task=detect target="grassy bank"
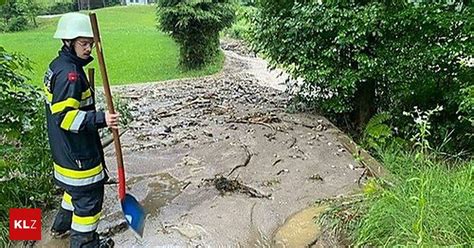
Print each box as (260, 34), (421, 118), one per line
(0, 5), (224, 86)
(320, 146), (473, 246)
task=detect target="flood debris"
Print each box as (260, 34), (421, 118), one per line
(227, 144), (252, 176)
(276, 169), (289, 175)
(309, 174), (323, 181)
(261, 178), (281, 187)
(99, 221), (128, 238)
(201, 175), (271, 199)
(272, 158), (283, 166)
(182, 181), (192, 190)
(38, 39), (367, 248)
(228, 112), (281, 135)
(357, 168), (368, 185)
(287, 137), (297, 148)
(282, 118), (329, 132)
(202, 130), (213, 137)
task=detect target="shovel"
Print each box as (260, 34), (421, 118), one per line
(89, 12), (145, 237)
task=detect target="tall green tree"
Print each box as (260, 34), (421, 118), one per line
(157, 0), (236, 69)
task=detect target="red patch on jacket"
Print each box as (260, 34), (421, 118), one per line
(68, 72), (78, 82)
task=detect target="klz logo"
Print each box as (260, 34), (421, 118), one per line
(9, 208), (41, 240)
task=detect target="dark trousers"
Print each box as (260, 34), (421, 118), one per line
(52, 185), (104, 248)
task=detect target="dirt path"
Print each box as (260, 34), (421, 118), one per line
(37, 40), (364, 247)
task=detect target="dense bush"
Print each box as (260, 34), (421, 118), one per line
(0, 47), (54, 245)
(251, 0), (473, 153)
(157, 0), (235, 69)
(39, 1), (76, 15)
(0, 0), (39, 32)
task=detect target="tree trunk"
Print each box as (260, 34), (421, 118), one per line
(352, 79), (376, 131)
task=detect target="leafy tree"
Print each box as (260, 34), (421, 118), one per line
(251, 0), (473, 152)
(157, 0), (236, 69)
(0, 0), (28, 32)
(0, 0), (40, 32)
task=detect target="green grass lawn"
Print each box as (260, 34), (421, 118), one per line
(0, 5), (224, 86)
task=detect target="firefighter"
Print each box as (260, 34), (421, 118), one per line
(44, 12), (118, 248)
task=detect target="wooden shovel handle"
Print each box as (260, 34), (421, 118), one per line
(90, 12), (126, 200)
(87, 68), (95, 99)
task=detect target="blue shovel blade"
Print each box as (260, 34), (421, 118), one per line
(121, 193), (146, 237)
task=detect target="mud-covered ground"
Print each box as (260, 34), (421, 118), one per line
(36, 40), (365, 247)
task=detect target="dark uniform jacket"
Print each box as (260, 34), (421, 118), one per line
(44, 46), (108, 192)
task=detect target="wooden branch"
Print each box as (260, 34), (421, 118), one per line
(227, 144), (252, 176)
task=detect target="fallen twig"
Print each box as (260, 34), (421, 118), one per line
(357, 168), (368, 186)
(182, 181), (192, 190)
(287, 137), (297, 148)
(272, 158), (283, 166)
(283, 119), (318, 129)
(227, 144), (252, 176)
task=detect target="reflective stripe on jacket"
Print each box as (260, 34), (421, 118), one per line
(44, 45), (108, 191)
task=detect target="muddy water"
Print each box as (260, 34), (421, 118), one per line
(272, 205), (327, 247)
(35, 173), (183, 248)
(142, 173), (184, 218)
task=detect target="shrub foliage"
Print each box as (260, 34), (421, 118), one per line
(251, 0), (473, 152)
(157, 0), (236, 69)
(0, 47), (54, 245)
(0, 0), (39, 32)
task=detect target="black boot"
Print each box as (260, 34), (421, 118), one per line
(51, 208), (72, 239)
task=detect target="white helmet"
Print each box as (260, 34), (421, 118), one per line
(54, 12), (93, 39)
